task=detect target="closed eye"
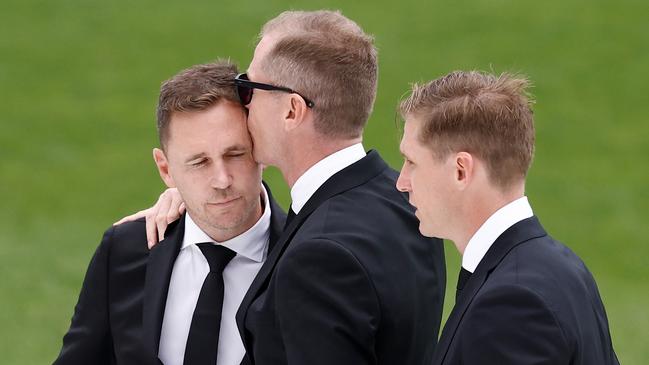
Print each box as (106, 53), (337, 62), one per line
(225, 149), (251, 159)
(188, 158), (208, 167)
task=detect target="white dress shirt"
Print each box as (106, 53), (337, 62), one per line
(158, 184), (271, 365)
(290, 143), (366, 213)
(462, 196), (534, 273)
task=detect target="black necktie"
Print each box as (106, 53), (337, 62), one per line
(456, 267), (472, 301)
(184, 243), (236, 365)
(284, 207), (297, 230)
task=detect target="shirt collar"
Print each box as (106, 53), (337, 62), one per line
(290, 143), (366, 213)
(181, 183), (271, 263)
(462, 196), (534, 273)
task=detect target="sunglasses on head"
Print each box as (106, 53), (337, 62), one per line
(234, 73), (315, 108)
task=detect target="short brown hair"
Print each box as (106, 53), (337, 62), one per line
(400, 71), (535, 189)
(156, 60), (240, 149)
(259, 10), (378, 139)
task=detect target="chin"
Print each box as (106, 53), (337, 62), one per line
(208, 214), (245, 232)
(418, 222), (437, 239)
(210, 203), (256, 230)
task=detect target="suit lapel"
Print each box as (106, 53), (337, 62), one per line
(142, 217), (185, 356)
(235, 182), (286, 353)
(264, 181), (287, 254)
(433, 216), (547, 364)
(236, 150), (388, 353)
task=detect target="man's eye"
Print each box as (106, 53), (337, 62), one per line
(227, 152), (246, 158)
(191, 160), (207, 167)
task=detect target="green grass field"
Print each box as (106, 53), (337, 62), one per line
(1, 0), (647, 363)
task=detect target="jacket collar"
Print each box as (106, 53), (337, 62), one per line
(432, 216), (547, 364)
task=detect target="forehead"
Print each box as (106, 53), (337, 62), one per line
(248, 34), (277, 79)
(167, 101), (250, 152)
(400, 117), (423, 151)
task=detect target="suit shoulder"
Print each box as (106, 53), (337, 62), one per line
(489, 235), (604, 324)
(312, 174), (414, 224)
(107, 217), (147, 238)
(98, 218), (149, 258)
(500, 235), (593, 287)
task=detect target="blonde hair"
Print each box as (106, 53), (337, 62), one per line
(400, 71), (535, 189)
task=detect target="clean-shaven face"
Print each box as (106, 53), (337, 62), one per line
(163, 101), (262, 240)
(396, 117), (456, 238)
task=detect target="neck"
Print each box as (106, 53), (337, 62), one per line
(279, 136), (362, 187)
(452, 185), (525, 255)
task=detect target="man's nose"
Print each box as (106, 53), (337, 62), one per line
(396, 170), (410, 193)
(210, 164), (232, 190)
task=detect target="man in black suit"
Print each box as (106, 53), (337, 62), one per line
(135, 10), (446, 365)
(54, 61), (286, 365)
(396, 70), (619, 364)
(233, 10), (447, 364)
(233, 9), (447, 365)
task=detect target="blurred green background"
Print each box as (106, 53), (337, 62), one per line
(1, 0), (647, 363)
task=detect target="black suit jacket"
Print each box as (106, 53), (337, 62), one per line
(54, 187), (286, 365)
(236, 151), (446, 365)
(433, 216), (619, 365)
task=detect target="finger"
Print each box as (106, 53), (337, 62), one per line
(155, 194), (172, 243)
(167, 192), (184, 223)
(114, 214), (133, 226)
(178, 202), (186, 215)
(156, 218), (166, 243)
(113, 210), (144, 226)
(145, 207), (159, 249)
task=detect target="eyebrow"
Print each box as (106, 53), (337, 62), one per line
(223, 144), (250, 153)
(184, 153), (207, 164)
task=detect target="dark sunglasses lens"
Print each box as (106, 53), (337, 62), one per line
(236, 85), (252, 105)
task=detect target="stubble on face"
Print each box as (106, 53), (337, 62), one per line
(196, 186), (261, 234)
(167, 103), (263, 242)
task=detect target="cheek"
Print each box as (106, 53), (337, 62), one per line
(246, 117), (264, 142)
(180, 172), (210, 195)
(248, 100), (266, 123)
(413, 172), (437, 210)
(233, 162), (262, 186)
(409, 171), (423, 200)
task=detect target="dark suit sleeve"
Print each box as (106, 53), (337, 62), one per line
(459, 284), (571, 364)
(274, 238), (380, 365)
(53, 227), (115, 364)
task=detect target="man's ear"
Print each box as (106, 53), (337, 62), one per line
(153, 148), (176, 188)
(284, 94), (309, 132)
(454, 152), (475, 190)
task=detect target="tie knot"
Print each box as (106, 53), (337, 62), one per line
(197, 243), (236, 273)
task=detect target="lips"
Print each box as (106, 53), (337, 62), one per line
(208, 196), (241, 206)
